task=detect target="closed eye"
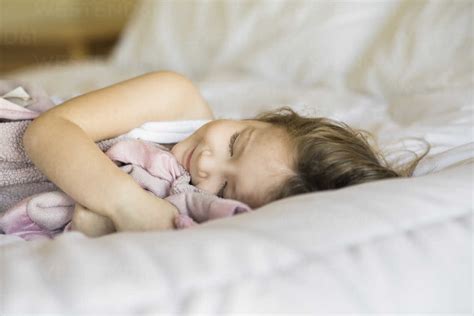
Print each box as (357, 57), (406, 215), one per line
(229, 132), (239, 156)
(218, 132), (240, 198)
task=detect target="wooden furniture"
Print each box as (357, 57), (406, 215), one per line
(0, 0), (136, 73)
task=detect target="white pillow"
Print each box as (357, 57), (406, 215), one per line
(346, 0), (473, 97)
(110, 0), (396, 87)
(111, 0), (471, 97)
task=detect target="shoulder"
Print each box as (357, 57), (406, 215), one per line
(148, 71), (214, 121)
(27, 71), (214, 142)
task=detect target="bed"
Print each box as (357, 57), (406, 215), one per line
(1, 0), (472, 313)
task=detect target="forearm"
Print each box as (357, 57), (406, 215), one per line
(22, 72), (201, 231)
(23, 115), (137, 218)
(23, 115), (179, 231)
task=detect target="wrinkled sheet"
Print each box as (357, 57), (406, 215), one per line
(1, 0), (472, 313)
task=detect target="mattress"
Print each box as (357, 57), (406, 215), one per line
(1, 0), (472, 313)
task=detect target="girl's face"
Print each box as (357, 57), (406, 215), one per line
(171, 119), (293, 208)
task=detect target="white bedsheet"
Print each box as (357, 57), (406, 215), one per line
(1, 0), (472, 313)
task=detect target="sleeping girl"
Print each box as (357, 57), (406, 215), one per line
(19, 71), (425, 237)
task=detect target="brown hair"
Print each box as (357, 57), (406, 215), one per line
(254, 106), (430, 202)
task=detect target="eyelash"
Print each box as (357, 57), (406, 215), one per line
(218, 132), (239, 198)
(229, 132), (239, 156)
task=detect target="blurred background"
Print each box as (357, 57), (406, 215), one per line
(0, 0), (136, 74)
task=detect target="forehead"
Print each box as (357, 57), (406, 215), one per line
(233, 124), (293, 207)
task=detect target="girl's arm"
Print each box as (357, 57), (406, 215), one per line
(23, 71), (213, 231)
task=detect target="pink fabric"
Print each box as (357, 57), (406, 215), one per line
(0, 80), (69, 212)
(0, 192), (74, 241)
(0, 139), (251, 241)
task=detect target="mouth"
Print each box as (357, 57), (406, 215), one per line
(184, 146), (196, 171)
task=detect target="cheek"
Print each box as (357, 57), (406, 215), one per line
(195, 177), (222, 194)
(170, 141), (183, 157)
(171, 134), (197, 158)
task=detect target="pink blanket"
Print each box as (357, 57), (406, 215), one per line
(0, 81), (251, 240)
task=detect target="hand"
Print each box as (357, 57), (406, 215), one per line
(71, 203), (116, 237)
(110, 190), (179, 232)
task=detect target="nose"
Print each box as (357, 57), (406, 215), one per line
(197, 149), (235, 180)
